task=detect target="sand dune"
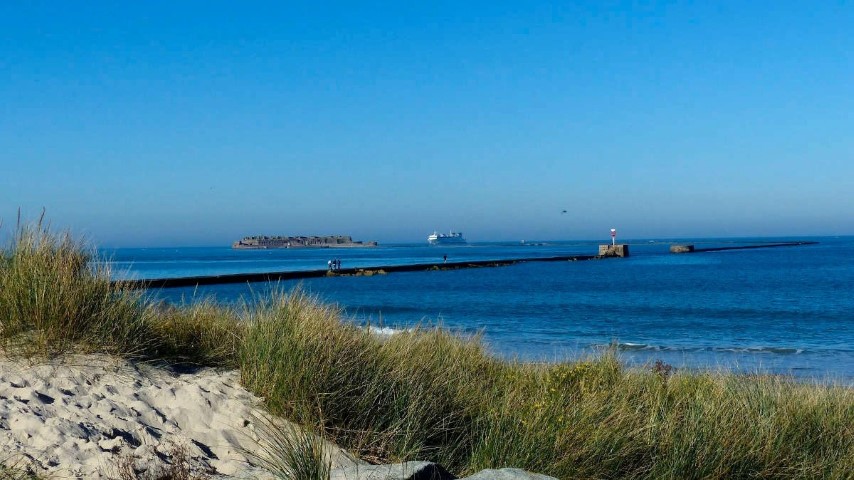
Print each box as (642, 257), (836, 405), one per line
(0, 355), (358, 478)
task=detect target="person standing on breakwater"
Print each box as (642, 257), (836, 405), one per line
(336, 258), (342, 270)
(443, 254), (447, 263)
(328, 259), (333, 271)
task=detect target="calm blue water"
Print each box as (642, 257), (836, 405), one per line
(105, 238), (854, 380)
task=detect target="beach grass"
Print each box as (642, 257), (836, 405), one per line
(0, 221), (153, 358)
(146, 299), (243, 368)
(0, 220), (242, 365)
(249, 413), (332, 480)
(1, 224), (852, 479)
(238, 295), (853, 478)
(238, 288), (502, 470)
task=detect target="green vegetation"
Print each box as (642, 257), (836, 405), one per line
(0, 220), (243, 364)
(1, 224), (852, 479)
(0, 221), (151, 357)
(240, 302), (853, 478)
(250, 413), (331, 480)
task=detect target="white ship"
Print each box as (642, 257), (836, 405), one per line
(427, 231), (467, 245)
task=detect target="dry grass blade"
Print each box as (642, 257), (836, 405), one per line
(247, 412), (331, 480)
(112, 442), (211, 480)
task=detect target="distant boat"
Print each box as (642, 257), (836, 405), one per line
(428, 231), (467, 245)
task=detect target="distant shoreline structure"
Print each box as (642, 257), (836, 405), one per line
(232, 235), (377, 249)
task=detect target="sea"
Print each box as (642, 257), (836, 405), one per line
(105, 237), (854, 381)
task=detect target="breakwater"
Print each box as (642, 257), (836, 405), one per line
(671, 241), (818, 253)
(116, 254), (597, 289)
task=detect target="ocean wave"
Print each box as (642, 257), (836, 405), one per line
(609, 343), (806, 355)
(615, 342), (656, 351)
(719, 346), (805, 355)
(364, 326), (409, 336)
(344, 305), (424, 314)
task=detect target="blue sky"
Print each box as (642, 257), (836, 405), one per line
(2, 1), (852, 246)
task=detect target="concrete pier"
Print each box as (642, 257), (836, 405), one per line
(598, 244), (630, 257)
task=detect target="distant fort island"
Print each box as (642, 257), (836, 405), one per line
(232, 235), (378, 249)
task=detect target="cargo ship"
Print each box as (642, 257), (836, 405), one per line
(232, 235), (377, 249)
(427, 231), (467, 245)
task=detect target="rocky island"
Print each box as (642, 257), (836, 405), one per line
(232, 235), (377, 249)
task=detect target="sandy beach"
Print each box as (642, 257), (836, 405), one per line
(0, 355), (358, 478)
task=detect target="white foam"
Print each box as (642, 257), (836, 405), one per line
(366, 326), (407, 336)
